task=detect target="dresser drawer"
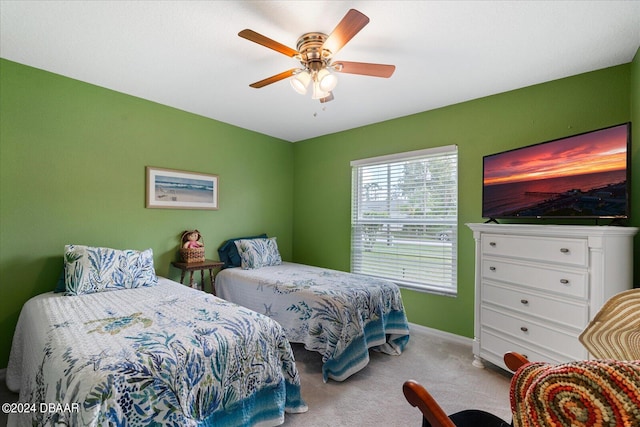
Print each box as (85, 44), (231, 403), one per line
(481, 306), (585, 359)
(479, 330), (585, 368)
(482, 282), (588, 329)
(482, 234), (588, 267)
(482, 258), (588, 299)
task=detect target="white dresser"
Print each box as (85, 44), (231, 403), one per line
(466, 223), (637, 371)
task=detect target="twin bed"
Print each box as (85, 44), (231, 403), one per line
(216, 236), (411, 382)
(7, 245), (307, 427)
(7, 238), (410, 426)
(216, 262), (410, 382)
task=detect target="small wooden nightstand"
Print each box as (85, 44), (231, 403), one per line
(171, 259), (225, 295)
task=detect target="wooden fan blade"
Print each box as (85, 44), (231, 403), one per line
(249, 68), (298, 88)
(333, 61), (395, 78)
(322, 9), (369, 55)
(238, 29), (299, 58)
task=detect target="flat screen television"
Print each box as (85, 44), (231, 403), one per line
(482, 123), (631, 221)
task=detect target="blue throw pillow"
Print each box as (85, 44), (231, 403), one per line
(218, 234), (267, 268)
(54, 270), (66, 293)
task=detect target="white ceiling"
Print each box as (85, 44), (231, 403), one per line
(1, 1), (639, 142)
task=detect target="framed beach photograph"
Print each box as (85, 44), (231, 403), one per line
(146, 167), (218, 210)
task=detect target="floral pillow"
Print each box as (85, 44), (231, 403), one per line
(64, 245), (158, 296)
(217, 233), (267, 268)
(234, 237), (282, 270)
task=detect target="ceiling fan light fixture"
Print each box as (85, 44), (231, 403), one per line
(290, 70), (311, 94)
(317, 68), (338, 92)
(320, 92), (334, 103)
(311, 80), (330, 100)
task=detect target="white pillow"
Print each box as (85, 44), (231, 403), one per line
(64, 245), (158, 295)
(234, 237), (282, 270)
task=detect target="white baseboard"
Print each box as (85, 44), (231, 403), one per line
(408, 322), (473, 347)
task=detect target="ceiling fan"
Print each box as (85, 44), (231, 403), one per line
(239, 9), (395, 103)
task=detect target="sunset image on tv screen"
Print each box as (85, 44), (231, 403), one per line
(482, 124), (629, 219)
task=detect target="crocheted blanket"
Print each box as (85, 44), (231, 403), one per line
(510, 359), (640, 427)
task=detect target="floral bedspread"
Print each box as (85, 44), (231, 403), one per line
(216, 262), (410, 382)
(6, 278), (307, 427)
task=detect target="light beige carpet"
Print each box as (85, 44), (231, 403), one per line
(282, 325), (513, 426)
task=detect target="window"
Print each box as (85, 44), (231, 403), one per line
(350, 145), (458, 295)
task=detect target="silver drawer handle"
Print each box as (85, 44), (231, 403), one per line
(520, 299), (529, 305)
(560, 279), (569, 284)
(560, 248), (570, 253)
(520, 326), (528, 332)
(489, 242), (497, 247)
(489, 266), (496, 271)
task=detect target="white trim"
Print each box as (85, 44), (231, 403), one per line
(350, 144), (457, 167)
(408, 322), (473, 347)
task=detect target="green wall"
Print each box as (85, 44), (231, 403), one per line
(292, 62), (637, 338)
(0, 59), (294, 368)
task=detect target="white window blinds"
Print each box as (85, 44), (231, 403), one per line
(350, 145), (458, 295)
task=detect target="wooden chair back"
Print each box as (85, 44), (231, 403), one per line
(402, 379), (456, 427)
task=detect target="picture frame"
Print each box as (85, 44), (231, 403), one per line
(146, 167), (218, 210)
